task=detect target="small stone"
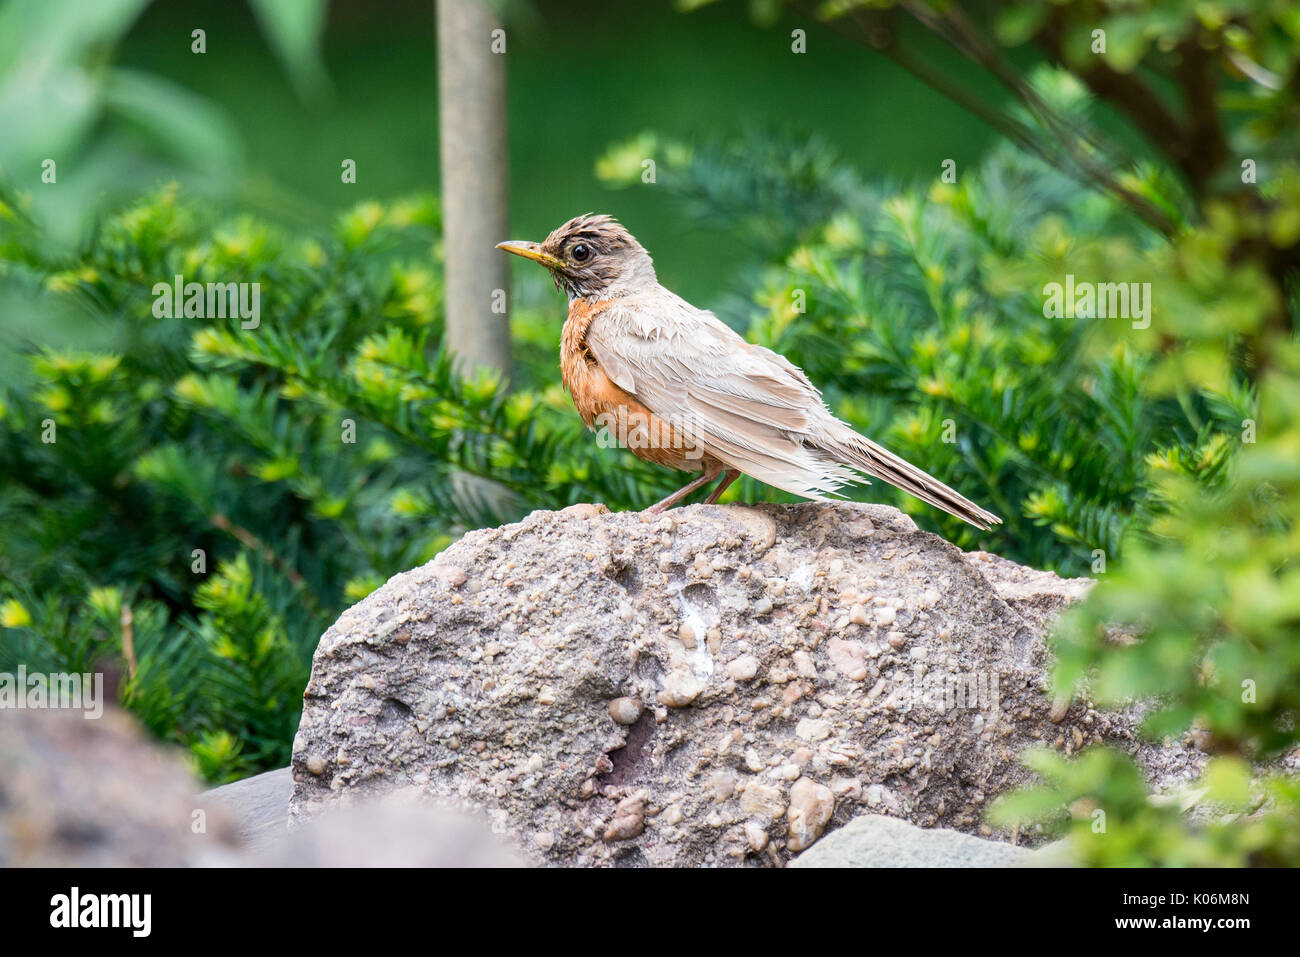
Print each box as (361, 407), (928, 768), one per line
(787, 778), (834, 852)
(875, 606), (897, 627)
(753, 597), (773, 616)
(305, 754), (326, 775)
(744, 821), (769, 852)
(603, 790), (648, 842)
(795, 718), (831, 742)
(537, 686), (557, 705)
(657, 670), (703, 708)
(792, 650), (818, 679)
(608, 697), (643, 725)
(706, 628), (723, 652)
(827, 637), (868, 681)
(739, 782), (786, 820)
(726, 654), (759, 682)
(432, 564), (467, 588)
(830, 775), (861, 798)
(710, 771), (737, 801)
(678, 622), (696, 647)
(848, 603), (869, 626)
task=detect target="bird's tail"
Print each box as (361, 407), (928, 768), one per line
(817, 421), (1002, 531)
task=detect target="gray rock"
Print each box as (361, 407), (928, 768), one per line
(262, 790), (525, 867)
(288, 502), (1193, 867)
(0, 708), (521, 867)
(0, 707), (244, 867)
(200, 767), (294, 853)
(788, 813), (1033, 867)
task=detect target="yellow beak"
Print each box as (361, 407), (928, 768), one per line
(495, 240), (563, 269)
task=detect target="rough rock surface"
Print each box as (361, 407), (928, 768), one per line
(288, 502), (1197, 866)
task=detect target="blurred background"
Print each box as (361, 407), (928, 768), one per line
(3, 0), (1007, 297)
(1, 0), (1298, 865)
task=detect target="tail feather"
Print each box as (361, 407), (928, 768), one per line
(817, 423), (1002, 531)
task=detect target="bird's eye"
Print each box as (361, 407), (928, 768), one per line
(571, 243), (592, 263)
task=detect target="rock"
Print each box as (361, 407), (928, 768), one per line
(261, 790), (525, 867)
(608, 696), (643, 725)
(739, 782), (787, 820)
(603, 790), (648, 842)
(0, 706), (521, 867)
(789, 813), (1036, 868)
(0, 708), (244, 867)
(726, 654), (759, 681)
(199, 767), (294, 853)
(288, 502), (1197, 867)
(786, 778), (835, 851)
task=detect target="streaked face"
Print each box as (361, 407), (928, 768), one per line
(497, 215), (655, 300)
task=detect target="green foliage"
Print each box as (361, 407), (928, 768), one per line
(0, 185), (675, 781)
(0, 0), (329, 242)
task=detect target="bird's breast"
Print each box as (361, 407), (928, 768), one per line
(560, 298), (707, 472)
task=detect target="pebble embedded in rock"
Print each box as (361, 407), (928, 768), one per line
(795, 718), (830, 742)
(432, 564), (468, 588)
(656, 670), (703, 708)
(827, 637), (868, 681)
(787, 778), (834, 852)
(726, 654), (759, 682)
(604, 790), (648, 842)
(608, 697), (643, 725)
(739, 782), (786, 820)
(792, 650), (817, 679)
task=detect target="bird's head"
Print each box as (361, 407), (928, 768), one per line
(496, 214), (656, 300)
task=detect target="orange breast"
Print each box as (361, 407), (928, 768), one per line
(560, 299), (713, 473)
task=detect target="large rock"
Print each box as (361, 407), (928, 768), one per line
(287, 502), (1186, 866)
(0, 707), (245, 867)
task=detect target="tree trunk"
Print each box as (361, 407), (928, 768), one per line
(436, 0), (512, 382)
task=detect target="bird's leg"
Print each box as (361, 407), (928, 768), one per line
(646, 467), (722, 515)
(704, 469), (741, 504)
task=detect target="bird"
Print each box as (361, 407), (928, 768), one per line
(496, 214), (1001, 530)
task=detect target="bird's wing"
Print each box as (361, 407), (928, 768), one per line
(585, 290), (861, 498)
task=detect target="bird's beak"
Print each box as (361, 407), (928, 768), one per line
(495, 240), (563, 269)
